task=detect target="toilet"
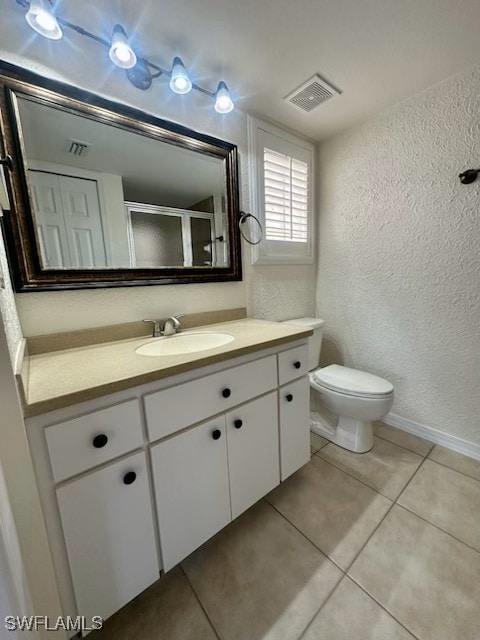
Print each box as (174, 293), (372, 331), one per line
(283, 318), (394, 453)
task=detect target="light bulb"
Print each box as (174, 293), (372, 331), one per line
(214, 81), (234, 114)
(169, 57), (192, 95)
(25, 0), (62, 40)
(109, 24), (137, 69)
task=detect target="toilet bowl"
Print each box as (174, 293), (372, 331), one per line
(283, 318), (394, 454)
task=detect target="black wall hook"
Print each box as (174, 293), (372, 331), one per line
(459, 169), (479, 184)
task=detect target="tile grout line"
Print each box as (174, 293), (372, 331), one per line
(263, 498), (346, 573)
(424, 455), (480, 484)
(343, 499), (396, 575)
(373, 431), (434, 457)
(334, 458), (435, 637)
(313, 451), (401, 501)
(393, 455), (429, 504)
(180, 565), (223, 640)
(394, 502), (480, 556)
(343, 455), (431, 575)
(295, 574), (345, 640)
(346, 574), (422, 640)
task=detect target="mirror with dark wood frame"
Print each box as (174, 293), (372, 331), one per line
(0, 62), (242, 291)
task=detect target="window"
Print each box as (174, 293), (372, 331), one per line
(248, 116), (314, 264)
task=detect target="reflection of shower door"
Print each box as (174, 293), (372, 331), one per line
(126, 202), (215, 268)
(191, 217), (214, 266)
(29, 171), (107, 268)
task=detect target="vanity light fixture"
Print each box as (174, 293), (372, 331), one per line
(25, 0), (62, 40)
(16, 0), (235, 113)
(169, 57), (192, 95)
(109, 24), (137, 69)
(214, 81), (234, 114)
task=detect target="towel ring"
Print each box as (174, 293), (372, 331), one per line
(239, 211), (263, 245)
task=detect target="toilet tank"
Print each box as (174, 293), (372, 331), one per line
(282, 317), (325, 371)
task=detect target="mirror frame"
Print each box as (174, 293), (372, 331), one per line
(0, 62), (242, 291)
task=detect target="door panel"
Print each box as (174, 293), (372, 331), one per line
(151, 417), (231, 571)
(29, 171), (70, 267)
(57, 452), (159, 623)
(59, 175), (107, 267)
(279, 377), (310, 480)
(226, 392), (280, 519)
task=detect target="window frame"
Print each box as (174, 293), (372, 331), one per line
(247, 116), (315, 265)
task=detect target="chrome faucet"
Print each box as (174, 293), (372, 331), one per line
(143, 319), (162, 338)
(162, 315), (184, 336)
(143, 315), (184, 338)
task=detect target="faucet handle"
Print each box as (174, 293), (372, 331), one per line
(172, 314), (185, 330)
(143, 319), (162, 337)
(170, 315), (183, 331)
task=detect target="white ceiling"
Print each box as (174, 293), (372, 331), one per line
(18, 97), (225, 208)
(2, 0), (480, 141)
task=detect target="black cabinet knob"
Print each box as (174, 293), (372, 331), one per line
(294, 361), (301, 369)
(222, 388), (231, 398)
(234, 419), (243, 429)
(212, 429), (222, 440)
(286, 394), (294, 402)
(92, 434), (108, 448)
(123, 471), (137, 485)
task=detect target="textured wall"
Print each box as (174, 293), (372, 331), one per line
(317, 64), (480, 446)
(0, 42), (315, 335)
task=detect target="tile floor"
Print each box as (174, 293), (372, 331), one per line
(96, 423), (480, 640)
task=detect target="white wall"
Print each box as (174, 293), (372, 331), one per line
(0, 319), (65, 639)
(317, 64), (480, 447)
(0, 43), (315, 336)
(0, 217), (23, 361)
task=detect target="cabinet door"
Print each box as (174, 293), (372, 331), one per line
(226, 392), (280, 519)
(57, 452), (159, 623)
(279, 377), (310, 480)
(151, 417), (231, 572)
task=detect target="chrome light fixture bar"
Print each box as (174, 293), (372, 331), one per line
(16, 0), (235, 113)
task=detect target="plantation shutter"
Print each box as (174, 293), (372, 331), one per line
(263, 148), (309, 243)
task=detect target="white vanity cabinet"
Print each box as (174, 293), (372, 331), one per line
(225, 392), (279, 519)
(25, 338), (310, 634)
(278, 377), (310, 480)
(151, 417), (231, 572)
(152, 392), (280, 571)
(56, 452), (158, 624)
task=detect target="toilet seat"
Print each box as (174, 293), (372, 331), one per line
(311, 364), (394, 399)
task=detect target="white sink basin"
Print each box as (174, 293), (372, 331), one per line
(135, 331), (235, 357)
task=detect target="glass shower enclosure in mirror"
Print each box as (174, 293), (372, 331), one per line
(0, 62), (241, 290)
(17, 97), (228, 270)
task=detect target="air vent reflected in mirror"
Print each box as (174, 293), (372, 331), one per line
(65, 138), (92, 157)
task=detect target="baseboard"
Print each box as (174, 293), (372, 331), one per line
(384, 412), (480, 462)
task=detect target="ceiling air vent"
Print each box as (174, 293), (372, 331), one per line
(65, 138), (92, 157)
(284, 74), (340, 113)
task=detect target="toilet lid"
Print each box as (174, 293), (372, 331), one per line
(312, 365), (393, 398)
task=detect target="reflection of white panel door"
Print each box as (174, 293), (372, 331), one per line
(59, 175), (107, 268)
(29, 171), (107, 268)
(29, 171), (70, 268)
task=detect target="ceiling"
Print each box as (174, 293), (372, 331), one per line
(1, 0), (480, 141)
(18, 97), (225, 208)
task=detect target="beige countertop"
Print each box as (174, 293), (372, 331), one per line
(22, 318), (311, 417)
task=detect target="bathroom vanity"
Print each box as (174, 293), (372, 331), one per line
(21, 317), (312, 630)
